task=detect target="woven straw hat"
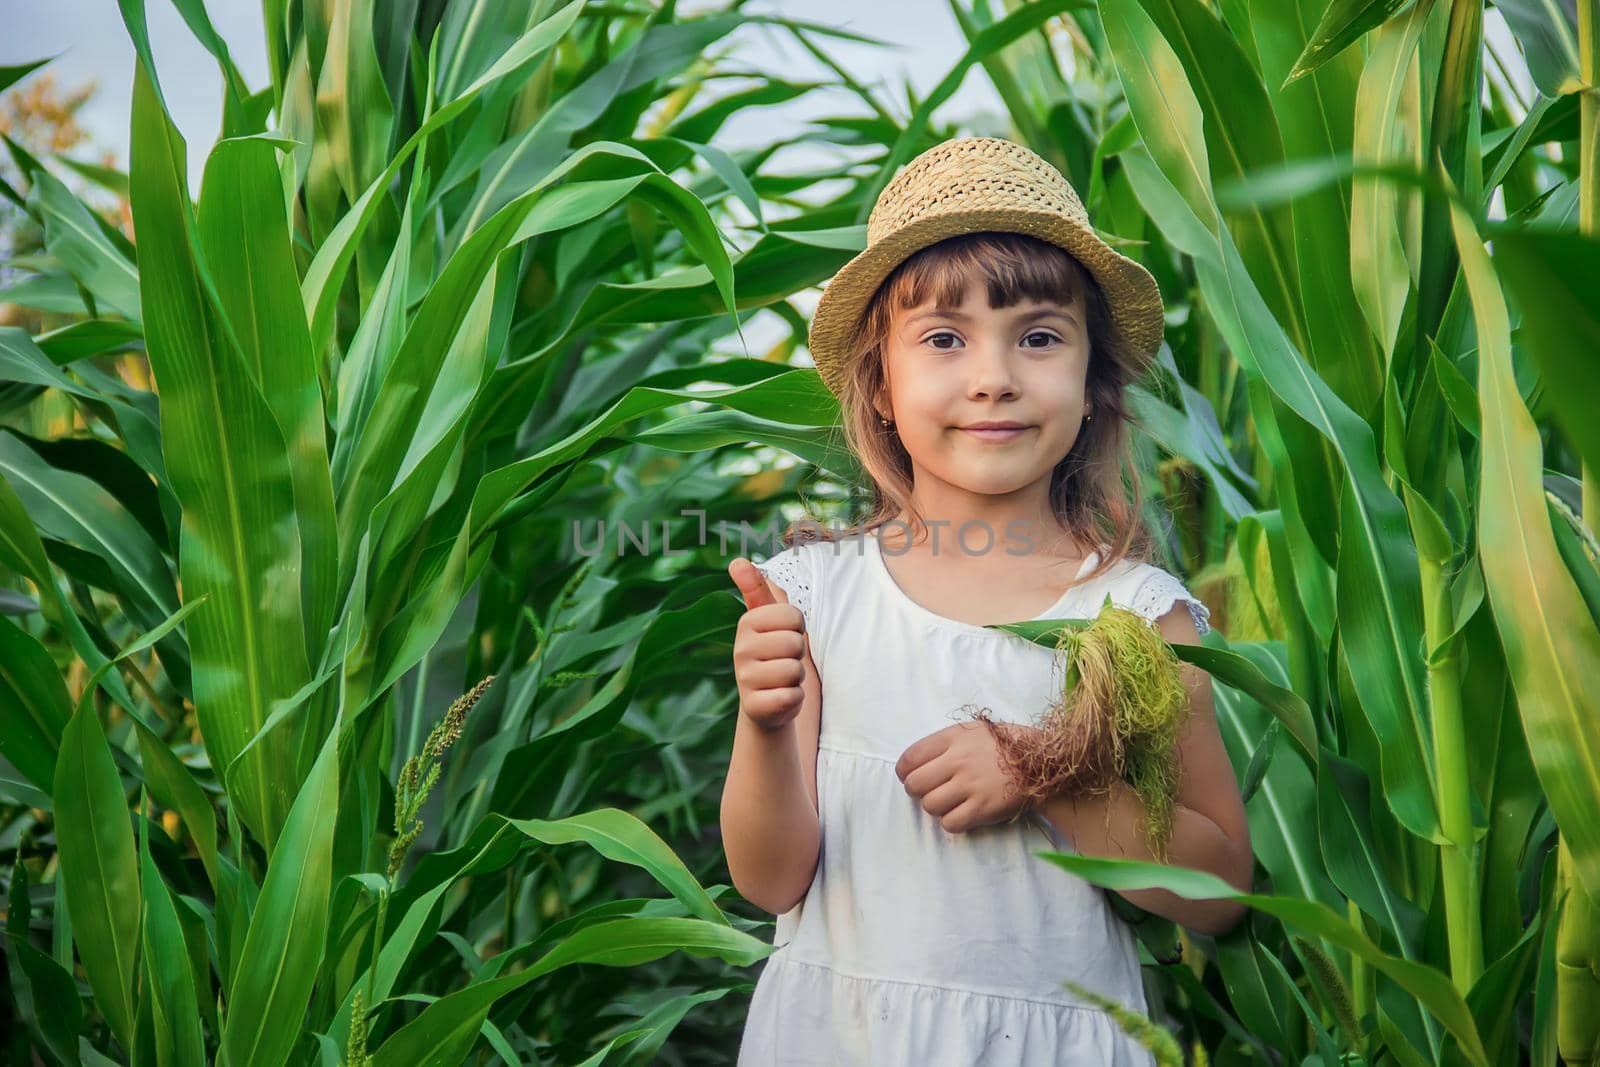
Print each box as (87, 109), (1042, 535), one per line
(806, 136), (1165, 398)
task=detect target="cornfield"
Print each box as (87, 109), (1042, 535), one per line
(0, 0), (1597, 1064)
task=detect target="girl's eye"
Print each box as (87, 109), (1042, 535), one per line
(923, 330), (1061, 350)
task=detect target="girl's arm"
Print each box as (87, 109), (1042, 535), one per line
(721, 686), (822, 914)
(721, 567), (824, 915)
(1036, 602), (1253, 937)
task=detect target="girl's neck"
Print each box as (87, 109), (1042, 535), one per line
(889, 477), (1071, 556)
(878, 510), (1086, 562)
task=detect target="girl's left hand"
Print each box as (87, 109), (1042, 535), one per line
(896, 722), (1033, 833)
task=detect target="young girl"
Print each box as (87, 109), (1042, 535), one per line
(722, 136), (1252, 1065)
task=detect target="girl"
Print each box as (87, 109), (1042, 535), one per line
(721, 136), (1252, 1065)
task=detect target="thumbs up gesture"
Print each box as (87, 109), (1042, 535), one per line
(729, 558), (810, 732)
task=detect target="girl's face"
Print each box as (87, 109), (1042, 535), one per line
(878, 276), (1091, 507)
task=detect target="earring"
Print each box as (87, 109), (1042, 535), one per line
(1084, 412), (1093, 422)
(880, 414), (894, 429)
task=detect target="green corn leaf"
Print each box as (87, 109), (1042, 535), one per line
(368, 917), (769, 1067)
(0, 473), (145, 718)
(1349, 0), (1432, 360)
(0, 614), (72, 791)
(128, 58), (311, 848)
(26, 168), (142, 322)
(1489, 228), (1600, 478)
(504, 808), (729, 926)
(137, 807), (206, 1067)
(1492, 0), (1584, 96)
(0, 432), (180, 638)
(1037, 853), (1490, 1066)
(220, 726), (340, 1067)
(53, 705), (141, 1053)
(1285, 0), (1417, 87)
(0, 56), (53, 93)
(6, 846), (85, 1065)
(195, 132), (339, 657)
(1449, 189), (1600, 901)
(129, 718), (219, 892)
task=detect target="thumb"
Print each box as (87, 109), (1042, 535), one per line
(729, 557), (786, 610)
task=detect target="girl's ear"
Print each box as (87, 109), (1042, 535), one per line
(871, 389), (892, 423)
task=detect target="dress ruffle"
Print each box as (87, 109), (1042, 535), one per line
(739, 954), (1158, 1066)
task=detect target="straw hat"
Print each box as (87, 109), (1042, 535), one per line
(806, 136), (1165, 398)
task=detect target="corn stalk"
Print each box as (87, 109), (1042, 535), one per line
(1557, 4), (1600, 1062)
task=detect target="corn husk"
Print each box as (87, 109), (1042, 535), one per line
(967, 595), (1191, 861)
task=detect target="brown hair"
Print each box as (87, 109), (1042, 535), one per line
(778, 231), (1156, 589)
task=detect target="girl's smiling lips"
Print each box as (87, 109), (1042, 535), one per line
(959, 420), (1033, 442)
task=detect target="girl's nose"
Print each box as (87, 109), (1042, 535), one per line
(968, 345), (1020, 401)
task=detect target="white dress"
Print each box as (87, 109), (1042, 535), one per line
(739, 528), (1212, 1066)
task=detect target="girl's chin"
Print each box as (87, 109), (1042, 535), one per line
(940, 470), (1048, 497)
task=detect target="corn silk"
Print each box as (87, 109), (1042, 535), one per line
(965, 596), (1191, 862)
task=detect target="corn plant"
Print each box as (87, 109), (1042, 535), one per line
(0, 0), (881, 1060)
(908, 1), (1600, 1064)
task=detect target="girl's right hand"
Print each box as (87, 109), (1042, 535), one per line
(729, 557), (809, 731)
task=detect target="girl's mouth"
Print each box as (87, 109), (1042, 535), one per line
(961, 426), (1031, 442)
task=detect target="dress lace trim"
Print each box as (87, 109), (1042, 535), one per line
(1130, 568), (1212, 636)
(755, 547), (813, 619)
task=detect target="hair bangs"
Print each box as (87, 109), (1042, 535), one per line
(882, 232), (1099, 319)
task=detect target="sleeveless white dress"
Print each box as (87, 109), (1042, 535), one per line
(738, 528), (1211, 1066)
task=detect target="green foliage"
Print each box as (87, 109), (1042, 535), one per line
(2, 0), (1599, 1063)
(2, 0), (813, 1060)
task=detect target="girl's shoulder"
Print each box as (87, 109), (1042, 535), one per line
(752, 532), (846, 617)
(751, 529), (863, 598)
(1099, 554), (1212, 637)
(752, 534), (859, 676)
(753, 539), (819, 616)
